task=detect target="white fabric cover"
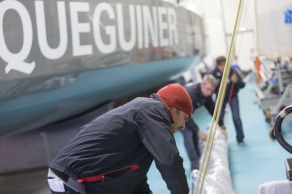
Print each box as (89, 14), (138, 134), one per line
(191, 127), (235, 194)
(259, 180), (292, 194)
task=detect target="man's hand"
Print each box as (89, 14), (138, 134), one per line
(231, 73), (238, 83)
(198, 131), (208, 141)
(221, 126), (228, 139)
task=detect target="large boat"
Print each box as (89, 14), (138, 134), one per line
(0, 0), (205, 136)
(0, 0), (205, 173)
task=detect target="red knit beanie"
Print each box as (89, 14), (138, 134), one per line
(157, 83), (193, 118)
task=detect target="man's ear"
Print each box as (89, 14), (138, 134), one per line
(169, 106), (175, 111)
(169, 107), (177, 123)
(170, 107), (179, 114)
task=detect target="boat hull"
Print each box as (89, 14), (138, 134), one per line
(0, 0), (205, 135)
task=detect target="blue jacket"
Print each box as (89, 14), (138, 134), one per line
(50, 95), (189, 194)
(184, 83), (223, 128)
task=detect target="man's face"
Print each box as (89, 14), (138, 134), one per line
(201, 82), (215, 97)
(217, 62), (225, 73)
(170, 108), (189, 133)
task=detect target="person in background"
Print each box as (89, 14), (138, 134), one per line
(182, 74), (224, 170)
(212, 56), (246, 145)
(47, 83), (192, 194)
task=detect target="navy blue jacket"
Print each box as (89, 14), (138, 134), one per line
(184, 83), (223, 128)
(50, 96), (189, 194)
(211, 68), (245, 101)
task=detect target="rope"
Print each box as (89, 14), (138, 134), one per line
(194, 1), (244, 194)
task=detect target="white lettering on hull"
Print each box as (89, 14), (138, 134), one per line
(0, 1), (179, 74)
(35, 1), (68, 60)
(0, 1), (35, 74)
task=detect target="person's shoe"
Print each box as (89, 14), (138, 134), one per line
(237, 140), (245, 146)
(191, 164), (199, 171)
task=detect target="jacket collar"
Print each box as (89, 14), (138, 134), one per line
(150, 93), (175, 124)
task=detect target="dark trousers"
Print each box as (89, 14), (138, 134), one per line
(49, 180), (152, 194)
(49, 167), (151, 194)
(221, 96), (244, 142)
(181, 119), (200, 170)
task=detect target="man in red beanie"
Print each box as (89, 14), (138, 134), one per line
(48, 83), (192, 194)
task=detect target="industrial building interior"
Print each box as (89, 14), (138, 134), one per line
(0, 0), (291, 194)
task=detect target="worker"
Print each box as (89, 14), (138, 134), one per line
(212, 56), (245, 145)
(181, 74), (224, 170)
(47, 83), (192, 194)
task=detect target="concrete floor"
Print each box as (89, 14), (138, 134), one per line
(0, 168), (50, 194)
